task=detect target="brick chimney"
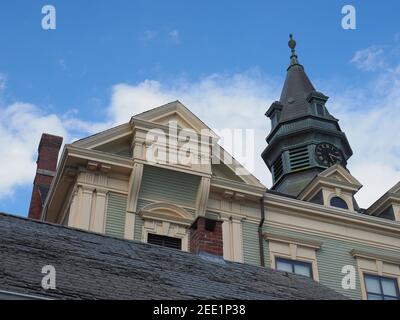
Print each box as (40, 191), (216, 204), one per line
(28, 133), (63, 220)
(190, 217), (223, 257)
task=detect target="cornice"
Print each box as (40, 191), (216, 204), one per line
(72, 123), (132, 149)
(211, 176), (266, 197)
(264, 192), (400, 235)
(299, 177), (361, 201)
(367, 193), (400, 216)
(350, 249), (400, 265)
(263, 232), (323, 249)
(67, 145), (134, 168)
(139, 210), (193, 226)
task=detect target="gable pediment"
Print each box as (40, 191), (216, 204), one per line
(298, 164), (362, 201)
(139, 202), (194, 226)
(367, 181), (400, 217)
(133, 100), (218, 138)
(318, 164), (362, 187)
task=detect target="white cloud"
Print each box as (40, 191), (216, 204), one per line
(168, 30), (179, 43)
(105, 66), (400, 208)
(0, 100), (100, 199)
(0, 103), (69, 198)
(59, 58), (67, 71)
(0, 71), (276, 200)
(351, 46), (386, 71)
(141, 30), (157, 42)
(326, 56), (400, 207)
(2, 55), (400, 209)
(106, 71), (277, 187)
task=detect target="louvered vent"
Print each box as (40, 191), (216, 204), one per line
(289, 146), (310, 171)
(272, 156), (283, 182)
(147, 234), (182, 250)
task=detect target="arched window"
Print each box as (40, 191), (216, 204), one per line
(330, 196), (348, 209)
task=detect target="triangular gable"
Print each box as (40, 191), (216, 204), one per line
(72, 123), (132, 149)
(298, 164), (362, 201)
(367, 181), (400, 216)
(318, 164), (362, 187)
(135, 101), (263, 187)
(69, 100), (264, 188)
(133, 100), (219, 139)
(93, 135), (132, 158)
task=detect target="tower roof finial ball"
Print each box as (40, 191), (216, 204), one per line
(288, 34), (296, 50)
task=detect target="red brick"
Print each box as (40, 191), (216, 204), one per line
(28, 133), (63, 220)
(190, 217), (223, 256)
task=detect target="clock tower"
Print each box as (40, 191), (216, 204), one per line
(262, 35), (353, 196)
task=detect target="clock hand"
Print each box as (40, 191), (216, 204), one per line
(329, 154), (341, 162)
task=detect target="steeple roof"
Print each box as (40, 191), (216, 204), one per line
(277, 35), (330, 123)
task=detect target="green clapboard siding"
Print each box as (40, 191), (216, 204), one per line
(105, 193), (127, 238)
(138, 165), (201, 207)
(137, 198), (153, 210)
(242, 221), (261, 266)
(262, 225), (400, 300)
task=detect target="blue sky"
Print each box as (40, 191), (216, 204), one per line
(1, 0), (400, 216)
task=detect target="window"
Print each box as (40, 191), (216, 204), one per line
(316, 103), (325, 116)
(276, 257), (313, 278)
(330, 196), (349, 209)
(364, 274), (400, 300)
(147, 234), (182, 250)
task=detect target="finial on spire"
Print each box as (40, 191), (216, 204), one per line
(288, 34), (299, 66)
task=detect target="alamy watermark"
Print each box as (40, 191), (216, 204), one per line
(342, 5), (356, 30)
(144, 121), (255, 175)
(41, 5), (56, 30)
(41, 265), (56, 290)
(341, 265), (356, 290)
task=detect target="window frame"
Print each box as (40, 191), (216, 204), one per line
(271, 112), (279, 128)
(315, 103), (325, 117)
(275, 257), (314, 279)
(330, 196), (349, 210)
(363, 273), (400, 300)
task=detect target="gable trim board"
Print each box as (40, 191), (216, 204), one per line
(72, 123), (133, 149)
(132, 100), (219, 139)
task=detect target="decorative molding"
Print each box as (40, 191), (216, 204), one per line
(350, 249), (400, 265)
(139, 202), (194, 226)
(211, 176), (266, 198)
(264, 193), (400, 235)
(72, 122), (132, 149)
(36, 168), (56, 177)
(127, 163), (144, 212)
(263, 232), (323, 249)
(196, 177), (210, 217)
(67, 145), (134, 169)
(298, 164), (362, 202)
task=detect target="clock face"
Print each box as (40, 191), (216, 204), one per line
(315, 143), (343, 167)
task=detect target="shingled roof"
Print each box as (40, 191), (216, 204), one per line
(0, 213), (345, 300)
(276, 35), (335, 123)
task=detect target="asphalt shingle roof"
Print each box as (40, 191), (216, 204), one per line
(0, 212), (345, 300)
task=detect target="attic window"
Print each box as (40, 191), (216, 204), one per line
(330, 196), (348, 210)
(147, 234), (182, 250)
(316, 103), (325, 116)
